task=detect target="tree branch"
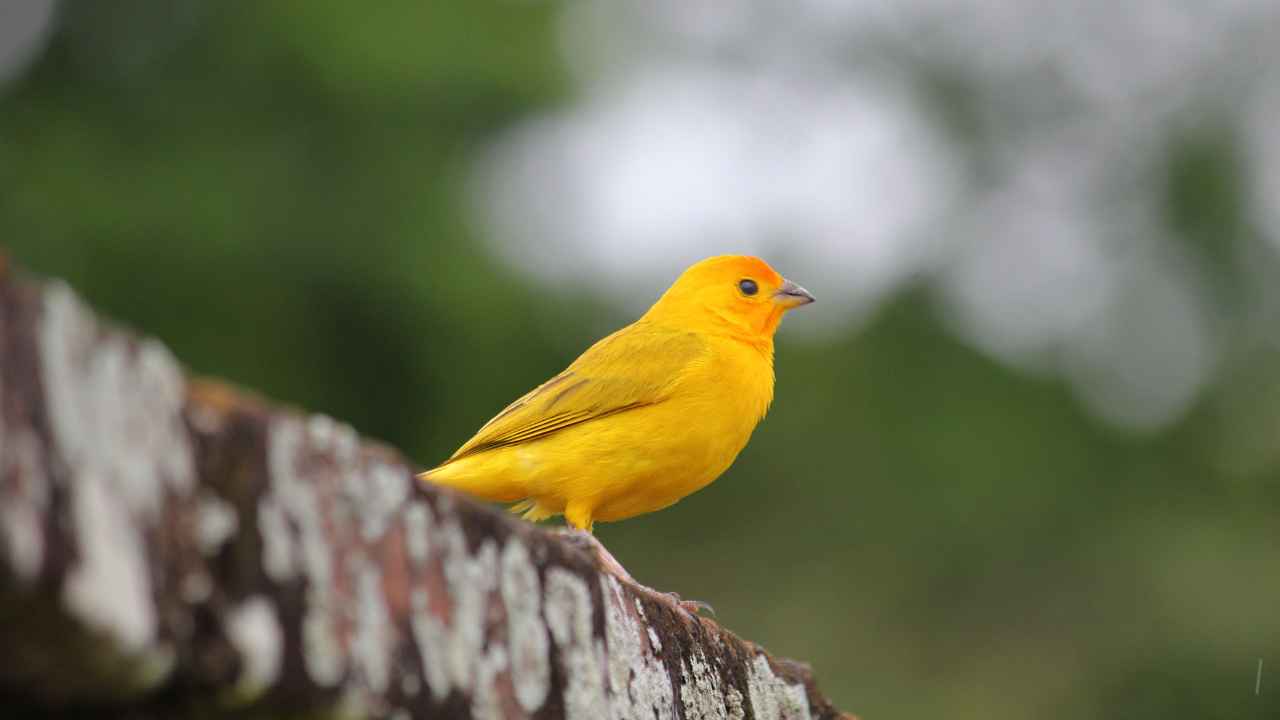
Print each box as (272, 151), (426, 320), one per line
(0, 254), (852, 719)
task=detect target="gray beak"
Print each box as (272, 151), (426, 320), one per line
(773, 278), (815, 307)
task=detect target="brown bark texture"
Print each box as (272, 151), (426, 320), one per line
(0, 254), (852, 720)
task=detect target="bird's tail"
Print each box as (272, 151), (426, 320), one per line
(417, 456), (524, 503)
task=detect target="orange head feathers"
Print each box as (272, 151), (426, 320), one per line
(642, 255), (815, 339)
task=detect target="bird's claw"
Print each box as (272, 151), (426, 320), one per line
(664, 592), (715, 617)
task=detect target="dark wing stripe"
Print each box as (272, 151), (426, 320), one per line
(544, 377), (590, 412)
(484, 372), (575, 427)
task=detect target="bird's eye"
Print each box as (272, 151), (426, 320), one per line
(738, 278), (758, 296)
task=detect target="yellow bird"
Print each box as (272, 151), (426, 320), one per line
(419, 255), (814, 536)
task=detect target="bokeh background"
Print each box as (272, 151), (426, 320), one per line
(3, 1), (1279, 717)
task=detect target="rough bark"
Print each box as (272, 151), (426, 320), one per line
(0, 253), (853, 720)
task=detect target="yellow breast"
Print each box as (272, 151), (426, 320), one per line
(585, 334), (774, 521)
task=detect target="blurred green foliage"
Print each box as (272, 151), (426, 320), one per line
(2, 3), (1276, 719)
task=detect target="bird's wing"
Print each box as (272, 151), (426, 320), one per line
(444, 324), (707, 462)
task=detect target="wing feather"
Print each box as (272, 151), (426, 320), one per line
(443, 324), (706, 463)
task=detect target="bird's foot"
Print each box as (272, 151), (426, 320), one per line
(559, 527), (637, 583)
(662, 592), (715, 617)
(558, 528), (713, 618)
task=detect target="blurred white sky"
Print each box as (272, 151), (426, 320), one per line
(475, 65), (957, 333)
(474, 0), (1280, 431)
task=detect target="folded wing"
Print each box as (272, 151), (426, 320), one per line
(442, 324), (707, 463)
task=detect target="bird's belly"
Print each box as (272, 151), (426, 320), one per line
(524, 399), (755, 523)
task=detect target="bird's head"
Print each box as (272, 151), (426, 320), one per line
(643, 255), (815, 339)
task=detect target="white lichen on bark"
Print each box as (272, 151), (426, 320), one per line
(351, 555), (394, 695)
(443, 526), (500, 698)
(38, 283), (193, 676)
(410, 586), (450, 700)
(63, 465), (157, 652)
(681, 649), (742, 720)
(403, 501), (432, 567)
(408, 512), (501, 703)
(197, 494), (239, 555)
(224, 595), (284, 699)
(602, 575), (675, 720)
(500, 536), (551, 712)
(748, 655), (813, 720)
(265, 415), (347, 687)
(403, 497), (558, 717)
(257, 496), (295, 582)
(359, 460), (409, 542)
(469, 644), (511, 720)
(544, 567), (608, 719)
(1, 428), (47, 582)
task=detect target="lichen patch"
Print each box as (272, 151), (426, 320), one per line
(409, 514), (502, 702)
(302, 595), (345, 687)
(266, 416), (349, 687)
(747, 655), (812, 720)
(602, 575), (675, 720)
(410, 587), (450, 700)
(501, 536), (550, 713)
(470, 644), (511, 720)
(40, 282), (194, 659)
(197, 494), (239, 555)
(257, 496), (295, 582)
(680, 650), (738, 720)
(403, 501), (432, 568)
(224, 595), (284, 698)
(39, 285), (194, 519)
(544, 568), (607, 720)
(351, 558), (393, 694)
(1, 429), (48, 582)
(358, 461), (409, 542)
